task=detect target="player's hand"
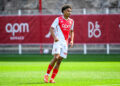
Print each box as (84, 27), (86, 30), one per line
(70, 41), (73, 48)
(54, 37), (59, 42)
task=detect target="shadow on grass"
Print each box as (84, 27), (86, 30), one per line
(0, 54), (120, 62)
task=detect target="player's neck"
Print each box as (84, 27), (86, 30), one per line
(63, 16), (69, 20)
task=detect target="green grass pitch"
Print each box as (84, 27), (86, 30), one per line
(0, 54), (120, 86)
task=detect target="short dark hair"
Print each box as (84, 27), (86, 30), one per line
(61, 4), (72, 13)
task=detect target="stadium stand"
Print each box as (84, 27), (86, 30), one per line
(0, 0), (120, 14)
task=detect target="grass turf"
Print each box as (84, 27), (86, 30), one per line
(0, 54), (120, 86)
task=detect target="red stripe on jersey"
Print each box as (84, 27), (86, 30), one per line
(58, 16), (73, 42)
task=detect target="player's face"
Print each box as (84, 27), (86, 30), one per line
(64, 8), (72, 17)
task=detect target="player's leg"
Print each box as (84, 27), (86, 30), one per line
(46, 54), (59, 75)
(50, 45), (68, 83)
(44, 54), (60, 83)
(44, 42), (61, 83)
(50, 54), (60, 66)
(50, 56), (63, 83)
(54, 56), (63, 69)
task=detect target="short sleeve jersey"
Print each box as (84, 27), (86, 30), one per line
(51, 16), (74, 45)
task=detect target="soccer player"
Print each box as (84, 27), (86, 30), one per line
(44, 4), (74, 83)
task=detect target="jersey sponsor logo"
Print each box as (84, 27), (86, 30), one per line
(88, 21), (101, 38)
(62, 24), (71, 29)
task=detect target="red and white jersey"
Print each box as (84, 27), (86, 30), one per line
(51, 16), (74, 45)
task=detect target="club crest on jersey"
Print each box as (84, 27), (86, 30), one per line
(61, 21), (63, 23)
(69, 21), (72, 24)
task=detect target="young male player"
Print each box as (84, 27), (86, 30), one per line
(44, 4), (74, 83)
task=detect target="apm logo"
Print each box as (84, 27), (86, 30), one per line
(88, 21), (101, 38)
(5, 23), (29, 36)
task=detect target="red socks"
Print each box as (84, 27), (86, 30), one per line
(47, 64), (53, 74)
(51, 68), (58, 79)
(46, 64), (58, 79)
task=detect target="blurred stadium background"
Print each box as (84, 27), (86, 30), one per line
(0, 0), (120, 55)
(0, 1), (120, 86)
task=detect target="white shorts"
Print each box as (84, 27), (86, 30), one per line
(52, 41), (68, 59)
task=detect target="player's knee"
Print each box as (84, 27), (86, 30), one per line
(57, 59), (62, 65)
(53, 57), (57, 62)
(54, 54), (60, 59)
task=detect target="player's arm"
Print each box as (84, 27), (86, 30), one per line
(50, 18), (59, 42)
(50, 27), (59, 42)
(70, 30), (74, 48)
(70, 20), (74, 48)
